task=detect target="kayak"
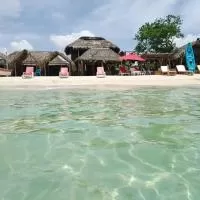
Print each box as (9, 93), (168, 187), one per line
(185, 43), (196, 72)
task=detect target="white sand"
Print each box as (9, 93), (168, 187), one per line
(0, 75), (200, 89)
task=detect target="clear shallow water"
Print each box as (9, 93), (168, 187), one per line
(0, 87), (200, 200)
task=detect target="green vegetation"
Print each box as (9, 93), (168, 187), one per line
(134, 15), (184, 53)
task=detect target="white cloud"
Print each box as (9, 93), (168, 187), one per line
(174, 34), (200, 47)
(10, 40), (34, 51)
(0, 0), (21, 18)
(76, 0), (200, 50)
(79, 0), (178, 39)
(1, 0), (200, 51)
(50, 30), (95, 49)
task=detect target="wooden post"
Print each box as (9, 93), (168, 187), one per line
(180, 56), (183, 65)
(168, 58), (171, 68)
(80, 60), (83, 76)
(77, 50), (80, 75)
(161, 57), (164, 66)
(15, 63), (17, 76)
(44, 63), (46, 76)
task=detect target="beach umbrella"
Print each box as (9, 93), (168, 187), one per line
(120, 53), (145, 62)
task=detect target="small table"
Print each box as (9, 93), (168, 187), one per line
(168, 70), (177, 76)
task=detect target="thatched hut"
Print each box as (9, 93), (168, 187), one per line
(65, 36), (120, 61)
(47, 52), (75, 76)
(8, 50), (74, 76)
(138, 39), (200, 70)
(76, 48), (120, 75)
(141, 53), (174, 70)
(172, 38), (200, 65)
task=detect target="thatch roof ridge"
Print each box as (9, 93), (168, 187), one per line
(65, 36), (120, 55)
(48, 55), (68, 65)
(48, 51), (74, 66)
(7, 50), (75, 67)
(21, 50), (57, 65)
(76, 48), (120, 62)
(7, 50), (56, 66)
(172, 39), (200, 59)
(22, 52), (38, 65)
(56, 51), (73, 63)
(177, 39), (200, 50)
(7, 50), (28, 64)
(141, 52), (173, 55)
(29, 51), (55, 59)
(141, 52), (173, 59)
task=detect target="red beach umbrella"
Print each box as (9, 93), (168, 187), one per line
(120, 53), (145, 62)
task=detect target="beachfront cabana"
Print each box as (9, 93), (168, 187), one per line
(136, 53), (173, 73)
(8, 50), (55, 76)
(22, 51), (57, 76)
(8, 50), (74, 76)
(141, 53), (173, 69)
(47, 53), (74, 76)
(65, 36), (120, 61)
(172, 38), (200, 65)
(76, 48), (121, 75)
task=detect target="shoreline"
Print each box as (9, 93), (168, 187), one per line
(0, 75), (200, 90)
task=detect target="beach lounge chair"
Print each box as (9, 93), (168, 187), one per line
(161, 66), (176, 76)
(22, 67), (34, 78)
(176, 65), (193, 75)
(197, 65), (200, 73)
(119, 66), (130, 76)
(59, 67), (69, 78)
(96, 67), (106, 78)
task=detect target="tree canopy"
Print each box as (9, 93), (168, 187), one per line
(134, 15), (184, 53)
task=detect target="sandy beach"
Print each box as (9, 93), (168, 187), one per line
(0, 75), (200, 89)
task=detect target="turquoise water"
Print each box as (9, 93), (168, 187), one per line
(0, 87), (200, 200)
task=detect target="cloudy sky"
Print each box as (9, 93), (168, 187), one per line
(0, 0), (200, 53)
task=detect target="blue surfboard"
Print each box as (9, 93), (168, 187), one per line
(185, 43), (196, 72)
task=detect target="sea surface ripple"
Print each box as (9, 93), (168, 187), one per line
(0, 87), (200, 200)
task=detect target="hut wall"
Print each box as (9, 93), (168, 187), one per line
(11, 63), (27, 76)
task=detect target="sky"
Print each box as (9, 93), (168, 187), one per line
(0, 0), (200, 54)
